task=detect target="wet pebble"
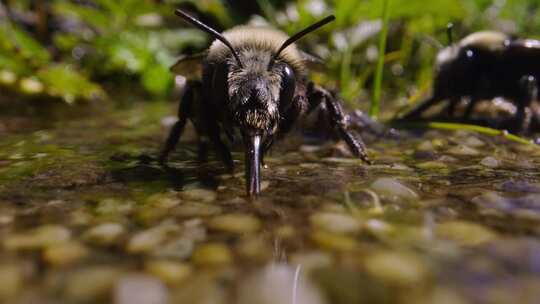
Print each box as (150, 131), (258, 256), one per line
(447, 145), (480, 156)
(4, 225), (71, 250)
(473, 192), (540, 220)
(96, 198), (135, 216)
(114, 274), (168, 304)
(145, 260), (192, 285)
(311, 231), (358, 252)
(290, 251), (334, 273)
(65, 267), (121, 301)
(192, 243), (233, 266)
(500, 180), (540, 193)
(237, 264), (326, 304)
(84, 223), (126, 246)
(364, 251), (427, 285)
(464, 136), (485, 148)
(207, 214), (261, 234)
(310, 212), (361, 234)
(43, 242), (88, 266)
(146, 192), (182, 209)
(127, 222), (180, 254)
(237, 237), (271, 261)
(0, 264), (22, 300)
(436, 221), (496, 246)
(175, 202), (223, 217)
(416, 161), (448, 170)
(480, 156), (500, 168)
(151, 238), (194, 259)
(370, 178), (419, 201)
(180, 188), (217, 203)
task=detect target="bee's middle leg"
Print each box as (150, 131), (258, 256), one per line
(307, 83), (371, 164)
(515, 75), (538, 134)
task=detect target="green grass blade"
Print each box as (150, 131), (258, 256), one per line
(370, 0), (391, 119)
(393, 121), (536, 146)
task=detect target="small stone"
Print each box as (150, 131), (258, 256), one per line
(95, 198), (135, 215)
(260, 181), (271, 191)
(417, 141), (434, 151)
(4, 225), (71, 250)
(464, 136), (485, 148)
(364, 251), (427, 285)
(416, 161), (448, 170)
(370, 178), (419, 200)
(237, 264), (325, 304)
(192, 243), (233, 266)
(151, 238), (194, 259)
(0, 264), (22, 300)
(180, 188), (217, 203)
(114, 274), (168, 304)
(480, 156), (500, 168)
(127, 223), (180, 254)
(289, 251), (333, 273)
(145, 260), (192, 285)
(310, 212), (361, 234)
(447, 145), (480, 156)
(237, 237), (271, 261)
(436, 221), (496, 246)
(207, 214), (261, 234)
(145, 192), (182, 209)
(43, 242), (88, 266)
(175, 203), (223, 217)
(274, 225), (295, 239)
(65, 267), (121, 301)
(84, 223), (126, 246)
(311, 231), (358, 251)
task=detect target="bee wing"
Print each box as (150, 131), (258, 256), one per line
(170, 53), (205, 77)
(300, 51), (326, 72)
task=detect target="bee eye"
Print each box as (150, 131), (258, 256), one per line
(279, 65), (296, 111)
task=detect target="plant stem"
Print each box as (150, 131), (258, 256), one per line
(370, 0), (391, 119)
(393, 121), (536, 146)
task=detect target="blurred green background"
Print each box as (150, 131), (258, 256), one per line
(1, 0), (539, 110)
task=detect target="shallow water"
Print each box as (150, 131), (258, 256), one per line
(1, 101), (540, 304)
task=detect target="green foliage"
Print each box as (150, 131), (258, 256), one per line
(1, 0), (540, 109)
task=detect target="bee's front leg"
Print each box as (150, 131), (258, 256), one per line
(307, 83), (371, 164)
(160, 80), (202, 164)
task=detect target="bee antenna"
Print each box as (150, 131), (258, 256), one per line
(175, 9), (243, 67)
(269, 15), (336, 69)
(446, 23), (454, 45)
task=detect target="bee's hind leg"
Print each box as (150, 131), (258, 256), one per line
(159, 80), (201, 164)
(515, 75), (538, 134)
(307, 83), (371, 164)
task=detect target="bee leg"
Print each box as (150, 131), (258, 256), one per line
(516, 75), (538, 134)
(159, 80), (200, 164)
(307, 84), (371, 164)
(462, 97), (479, 121)
(206, 121), (234, 172)
(445, 97), (460, 118)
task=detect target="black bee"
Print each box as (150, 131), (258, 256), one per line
(160, 10), (371, 196)
(402, 30), (540, 133)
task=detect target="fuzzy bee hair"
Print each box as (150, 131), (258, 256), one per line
(207, 26), (307, 76)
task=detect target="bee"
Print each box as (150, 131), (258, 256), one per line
(160, 9), (371, 196)
(402, 29), (540, 134)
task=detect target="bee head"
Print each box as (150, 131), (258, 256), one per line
(227, 51), (296, 136)
(175, 9), (334, 196)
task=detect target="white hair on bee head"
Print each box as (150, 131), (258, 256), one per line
(436, 45), (459, 68)
(459, 31), (509, 51)
(206, 26), (306, 75)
